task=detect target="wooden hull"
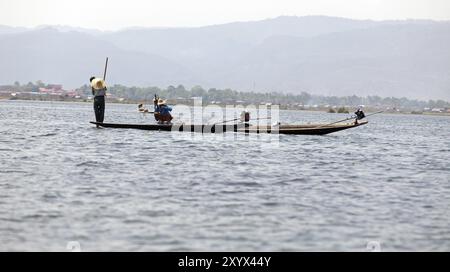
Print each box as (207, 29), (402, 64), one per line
(90, 122), (247, 133)
(90, 120), (367, 135)
(240, 121), (368, 135)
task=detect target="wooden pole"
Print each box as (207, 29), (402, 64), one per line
(103, 57), (109, 80)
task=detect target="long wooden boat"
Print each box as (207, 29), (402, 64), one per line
(90, 120), (367, 135)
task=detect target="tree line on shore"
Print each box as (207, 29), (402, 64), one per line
(5, 81), (450, 110)
(79, 83), (450, 110)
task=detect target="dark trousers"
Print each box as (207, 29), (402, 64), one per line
(94, 96), (105, 123)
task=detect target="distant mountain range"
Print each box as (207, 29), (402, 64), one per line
(1, 16), (449, 100)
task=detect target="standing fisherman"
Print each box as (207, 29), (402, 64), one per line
(90, 77), (107, 127)
(90, 58), (109, 128)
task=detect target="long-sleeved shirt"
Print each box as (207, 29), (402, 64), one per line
(92, 87), (107, 97)
(155, 105), (172, 115)
(160, 105), (172, 115)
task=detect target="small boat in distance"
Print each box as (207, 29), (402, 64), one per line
(89, 120), (368, 135)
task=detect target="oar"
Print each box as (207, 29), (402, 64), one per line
(213, 116), (272, 125)
(315, 110), (385, 128)
(365, 110), (385, 117)
(254, 117), (272, 121)
(213, 118), (240, 125)
(314, 116), (356, 128)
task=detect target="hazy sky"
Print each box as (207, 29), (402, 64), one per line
(1, 0), (449, 30)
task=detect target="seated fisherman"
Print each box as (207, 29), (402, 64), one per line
(354, 108), (366, 124)
(154, 98), (173, 124)
(240, 110), (250, 122)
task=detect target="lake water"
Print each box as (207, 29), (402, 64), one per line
(0, 100), (449, 251)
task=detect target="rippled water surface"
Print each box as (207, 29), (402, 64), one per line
(0, 100), (449, 251)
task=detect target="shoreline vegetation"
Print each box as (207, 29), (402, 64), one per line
(1, 81), (449, 116)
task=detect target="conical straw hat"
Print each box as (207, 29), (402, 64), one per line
(90, 78), (106, 90)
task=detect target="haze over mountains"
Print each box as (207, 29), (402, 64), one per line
(1, 16), (449, 100)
